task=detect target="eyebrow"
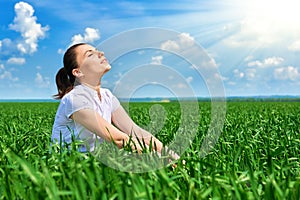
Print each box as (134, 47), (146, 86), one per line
(84, 49), (94, 56)
(84, 48), (98, 56)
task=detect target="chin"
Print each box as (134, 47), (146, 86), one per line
(104, 64), (111, 72)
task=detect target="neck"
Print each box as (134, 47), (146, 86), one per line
(81, 81), (101, 91)
(79, 80), (102, 101)
(75, 79), (101, 90)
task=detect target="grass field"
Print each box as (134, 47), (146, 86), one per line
(0, 101), (299, 199)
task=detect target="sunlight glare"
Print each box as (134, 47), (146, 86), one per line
(229, 0), (300, 44)
(244, 0), (300, 30)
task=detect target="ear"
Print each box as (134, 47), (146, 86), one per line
(72, 68), (84, 77)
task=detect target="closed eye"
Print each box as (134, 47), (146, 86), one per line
(86, 50), (94, 57)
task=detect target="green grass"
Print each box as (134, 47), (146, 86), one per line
(0, 101), (299, 199)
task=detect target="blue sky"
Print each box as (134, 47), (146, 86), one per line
(1, 0), (300, 99)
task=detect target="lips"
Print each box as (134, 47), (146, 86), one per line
(100, 58), (107, 64)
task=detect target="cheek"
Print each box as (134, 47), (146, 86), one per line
(81, 59), (95, 69)
(79, 63), (92, 74)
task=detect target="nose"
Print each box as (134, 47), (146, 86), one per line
(97, 51), (104, 58)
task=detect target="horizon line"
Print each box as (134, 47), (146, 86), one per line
(0, 95), (300, 102)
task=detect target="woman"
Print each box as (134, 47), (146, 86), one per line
(51, 43), (179, 160)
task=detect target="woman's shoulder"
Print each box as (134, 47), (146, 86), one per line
(100, 87), (115, 97)
(101, 87), (111, 93)
(61, 85), (93, 102)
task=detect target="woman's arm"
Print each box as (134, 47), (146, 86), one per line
(112, 106), (180, 160)
(72, 108), (141, 151)
(111, 106), (163, 151)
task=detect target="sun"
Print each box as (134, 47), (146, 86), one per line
(236, 0), (300, 33)
(249, 0), (299, 22)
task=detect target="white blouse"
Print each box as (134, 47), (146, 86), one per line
(51, 84), (120, 152)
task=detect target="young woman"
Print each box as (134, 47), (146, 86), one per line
(51, 43), (179, 160)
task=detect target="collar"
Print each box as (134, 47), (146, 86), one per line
(77, 81), (102, 101)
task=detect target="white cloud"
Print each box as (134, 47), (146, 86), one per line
(0, 38), (14, 55)
(7, 57), (26, 65)
(0, 65), (19, 81)
(160, 40), (180, 52)
(0, 71), (16, 81)
(247, 60), (262, 67)
(0, 64), (18, 81)
(233, 69), (244, 78)
(161, 32), (218, 73)
(198, 59), (218, 70)
(9, 2), (49, 54)
(168, 75), (174, 80)
(247, 57), (284, 68)
(161, 32), (194, 52)
(244, 55), (253, 62)
(213, 73), (228, 81)
(245, 68), (256, 80)
(186, 76), (193, 83)
(227, 81), (236, 86)
(151, 55), (163, 65)
(233, 68), (256, 80)
(138, 50), (145, 55)
(178, 32), (195, 47)
(114, 72), (123, 79)
(176, 83), (188, 89)
(274, 66), (300, 81)
(57, 48), (64, 54)
(222, 19), (268, 48)
(288, 40), (300, 52)
(71, 27), (100, 45)
(117, 1), (145, 15)
(35, 72), (50, 88)
(264, 57), (284, 66)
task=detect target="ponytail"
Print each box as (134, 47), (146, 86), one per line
(53, 43), (86, 99)
(53, 67), (75, 99)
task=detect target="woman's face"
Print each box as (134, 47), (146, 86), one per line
(75, 44), (111, 75)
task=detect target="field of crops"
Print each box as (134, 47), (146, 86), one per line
(0, 101), (299, 199)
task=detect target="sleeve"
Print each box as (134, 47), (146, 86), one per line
(111, 92), (121, 112)
(64, 92), (94, 118)
(103, 89), (120, 112)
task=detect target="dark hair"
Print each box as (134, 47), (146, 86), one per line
(53, 43), (86, 99)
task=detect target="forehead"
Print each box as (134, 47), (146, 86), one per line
(75, 44), (95, 64)
(76, 44), (95, 56)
